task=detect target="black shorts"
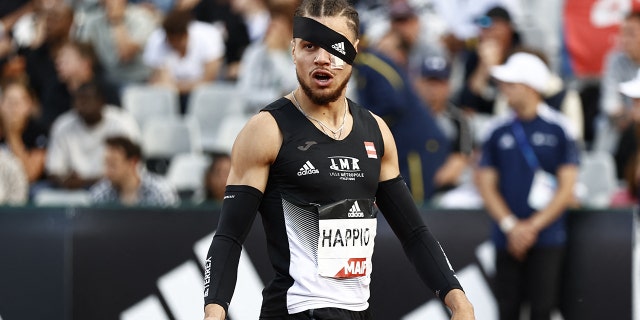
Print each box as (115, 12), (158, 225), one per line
(261, 308), (372, 320)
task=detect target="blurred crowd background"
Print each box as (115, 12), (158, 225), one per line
(0, 0), (637, 209)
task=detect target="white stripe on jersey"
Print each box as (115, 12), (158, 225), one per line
(282, 199), (370, 314)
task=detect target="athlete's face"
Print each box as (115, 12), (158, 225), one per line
(292, 16), (358, 106)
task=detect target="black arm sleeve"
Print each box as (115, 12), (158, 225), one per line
(203, 185), (262, 314)
(375, 176), (463, 301)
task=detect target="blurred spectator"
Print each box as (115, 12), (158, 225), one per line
(432, 0), (521, 43)
(90, 135), (178, 206)
(459, 5), (521, 116)
(0, 148), (28, 205)
(0, 1), (34, 63)
(231, 0), (269, 43)
(129, 0), (175, 16)
(386, 0), (443, 78)
(354, 31), (450, 203)
(615, 70), (640, 181)
(596, 11), (640, 153)
(0, 1), (34, 33)
(0, 79), (48, 184)
(55, 40), (121, 106)
(475, 52), (579, 320)
(414, 54), (473, 192)
(236, 0), (299, 110)
(143, 9), (224, 113)
(200, 153), (231, 202)
(493, 48), (585, 143)
(46, 80), (140, 190)
(181, 0), (250, 81)
(21, 1), (75, 130)
(77, 0), (156, 90)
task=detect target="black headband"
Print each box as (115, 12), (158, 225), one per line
(293, 16), (357, 65)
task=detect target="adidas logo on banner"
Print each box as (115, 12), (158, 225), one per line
(298, 161), (320, 176)
(348, 201), (364, 218)
(120, 232), (264, 320)
(332, 42), (346, 55)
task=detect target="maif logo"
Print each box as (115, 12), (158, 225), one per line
(334, 257), (367, 278)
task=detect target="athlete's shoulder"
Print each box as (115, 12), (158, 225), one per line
(348, 98), (377, 121)
(232, 110), (281, 162)
(261, 97), (292, 112)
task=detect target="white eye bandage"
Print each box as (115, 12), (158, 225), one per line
(314, 53), (345, 70)
(330, 55), (345, 70)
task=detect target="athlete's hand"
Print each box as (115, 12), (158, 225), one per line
(203, 304), (226, 320)
(444, 289), (475, 320)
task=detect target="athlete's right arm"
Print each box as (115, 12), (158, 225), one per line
(203, 111), (282, 320)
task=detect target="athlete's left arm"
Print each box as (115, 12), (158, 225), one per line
(372, 114), (475, 319)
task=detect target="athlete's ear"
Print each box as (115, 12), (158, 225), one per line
(291, 39), (296, 64)
(354, 39), (360, 53)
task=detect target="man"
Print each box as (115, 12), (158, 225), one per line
(236, 0), (300, 112)
(143, 9), (224, 112)
(597, 11), (640, 153)
(202, 0), (475, 319)
(415, 54), (473, 192)
(46, 80), (140, 189)
(355, 30), (450, 202)
(0, 148), (28, 205)
(615, 70), (640, 188)
(22, 2), (75, 130)
(459, 5), (521, 116)
(90, 136), (178, 206)
(475, 52), (579, 320)
(78, 0), (156, 88)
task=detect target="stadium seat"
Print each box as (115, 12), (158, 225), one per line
(206, 113), (251, 155)
(165, 153), (211, 199)
(34, 189), (92, 206)
(141, 117), (201, 174)
(122, 84), (180, 129)
(185, 82), (246, 153)
(577, 150), (618, 208)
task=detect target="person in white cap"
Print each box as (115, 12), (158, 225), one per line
(474, 51), (580, 320)
(614, 70), (640, 189)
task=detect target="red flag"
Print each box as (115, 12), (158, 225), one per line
(364, 142), (377, 159)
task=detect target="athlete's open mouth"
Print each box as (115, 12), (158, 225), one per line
(313, 70), (334, 84)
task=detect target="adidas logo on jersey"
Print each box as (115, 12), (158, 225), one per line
(332, 42), (346, 55)
(298, 161), (320, 176)
(348, 201), (364, 218)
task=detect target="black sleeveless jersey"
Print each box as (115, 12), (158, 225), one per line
(257, 97), (384, 316)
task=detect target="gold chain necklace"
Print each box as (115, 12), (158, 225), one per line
(291, 90), (347, 140)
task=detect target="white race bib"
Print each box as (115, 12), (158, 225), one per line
(528, 170), (557, 210)
(316, 199), (377, 279)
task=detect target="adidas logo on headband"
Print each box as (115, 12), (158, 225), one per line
(293, 17), (357, 64)
(332, 42), (346, 55)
